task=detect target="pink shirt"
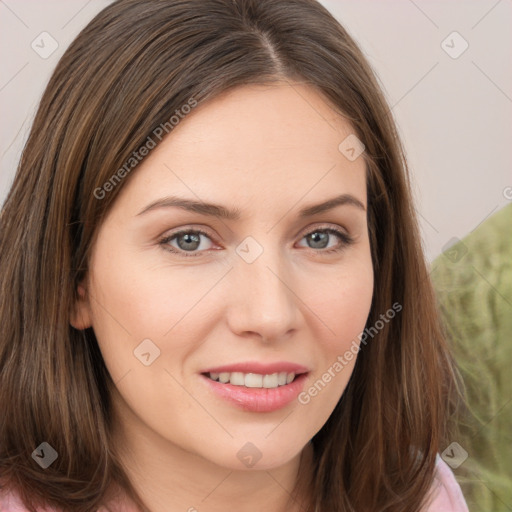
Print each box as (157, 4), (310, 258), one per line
(0, 455), (468, 511)
(422, 455), (469, 511)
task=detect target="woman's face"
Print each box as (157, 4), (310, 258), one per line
(72, 82), (373, 471)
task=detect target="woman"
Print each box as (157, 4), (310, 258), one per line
(0, 0), (468, 510)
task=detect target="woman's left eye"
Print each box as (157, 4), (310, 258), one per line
(296, 228), (354, 253)
(159, 226), (354, 258)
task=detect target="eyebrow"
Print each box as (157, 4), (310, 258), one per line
(136, 193), (366, 219)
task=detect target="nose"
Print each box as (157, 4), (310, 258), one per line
(225, 242), (300, 343)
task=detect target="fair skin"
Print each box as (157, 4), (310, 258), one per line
(71, 82), (373, 512)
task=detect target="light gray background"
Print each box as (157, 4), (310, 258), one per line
(1, 0), (511, 262)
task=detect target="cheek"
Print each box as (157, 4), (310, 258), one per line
(308, 254), (374, 353)
(295, 256), (373, 428)
(86, 241), (230, 380)
(88, 241), (207, 334)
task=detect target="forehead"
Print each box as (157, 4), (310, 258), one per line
(113, 82), (367, 219)
(163, 82), (356, 161)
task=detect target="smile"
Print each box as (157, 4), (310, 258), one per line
(200, 372), (309, 413)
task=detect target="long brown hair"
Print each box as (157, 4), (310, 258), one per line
(0, 1), (463, 510)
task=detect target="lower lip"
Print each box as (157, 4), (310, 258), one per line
(200, 373), (309, 413)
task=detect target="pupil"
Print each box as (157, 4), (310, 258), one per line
(179, 232), (200, 250)
(309, 232), (328, 249)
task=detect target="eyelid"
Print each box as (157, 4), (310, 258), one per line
(296, 222), (350, 239)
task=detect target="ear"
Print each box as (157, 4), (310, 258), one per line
(70, 282), (93, 330)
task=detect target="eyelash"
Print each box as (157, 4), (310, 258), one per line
(158, 225), (355, 258)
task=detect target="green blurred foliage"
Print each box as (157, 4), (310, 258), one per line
(430, 203), (512, 512)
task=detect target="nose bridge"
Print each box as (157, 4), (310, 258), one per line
(227, 234), (298, 339)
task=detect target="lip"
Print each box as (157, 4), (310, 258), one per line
(199, 364), (310, 413)
(200, 361), (310, 375)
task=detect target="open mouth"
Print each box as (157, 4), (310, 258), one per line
(202, 371), (303, 389)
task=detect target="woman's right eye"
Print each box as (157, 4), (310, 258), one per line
(159, 229), (216, 258)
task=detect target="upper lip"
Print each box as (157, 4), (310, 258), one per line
(201, 361), (310, 375)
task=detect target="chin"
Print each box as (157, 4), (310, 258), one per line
(205, 436), (307, 472)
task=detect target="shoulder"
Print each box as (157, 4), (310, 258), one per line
(0, 485), (137, 512)
(0, 486), (60, 512)
(422, 454), (469, 512)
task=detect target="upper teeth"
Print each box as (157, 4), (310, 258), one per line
(208, 371), (296, 388)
